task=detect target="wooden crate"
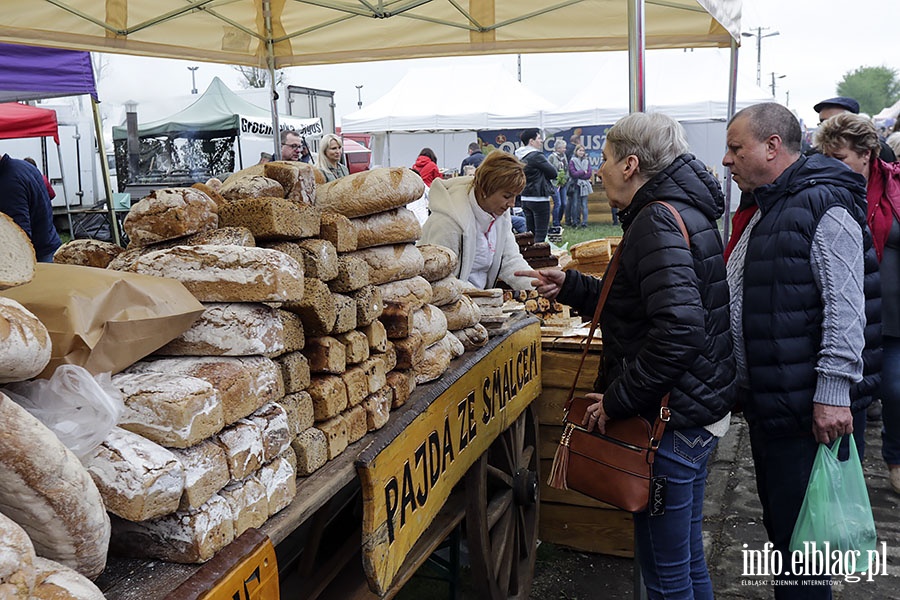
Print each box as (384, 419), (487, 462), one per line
(537, 337), (634, 556)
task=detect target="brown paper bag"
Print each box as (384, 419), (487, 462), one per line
(1, 263), (204, 378)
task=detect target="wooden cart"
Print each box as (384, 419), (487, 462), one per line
(96, 316), (543, 600)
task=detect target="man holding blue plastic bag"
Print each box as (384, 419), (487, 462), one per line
(723, 103), (881, 596)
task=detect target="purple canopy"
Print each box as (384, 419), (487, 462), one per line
(0, 43), (97, 102)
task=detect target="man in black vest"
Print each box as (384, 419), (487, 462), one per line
(723, 102), (877, 596)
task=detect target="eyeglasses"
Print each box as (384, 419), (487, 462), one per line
(282, 143), (302, 150)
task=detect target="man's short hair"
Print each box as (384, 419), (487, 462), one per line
(281, 129), (300, 144)
(468, 142), (480, 153)
(730, 103), (802, 154)
(520, 128), (540, 144)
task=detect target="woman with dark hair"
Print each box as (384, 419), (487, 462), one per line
(412, 148), (443, 187)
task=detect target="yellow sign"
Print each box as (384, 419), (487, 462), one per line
(199, 534), (279, 600)
(356, 322), (542, 595)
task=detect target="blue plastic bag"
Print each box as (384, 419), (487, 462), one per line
(789, 434), (877, 574)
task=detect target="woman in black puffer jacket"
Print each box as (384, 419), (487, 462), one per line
(519, 112), (735, 600)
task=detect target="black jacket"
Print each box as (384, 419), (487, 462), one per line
(558, 154), (735, 429)
(518, 148), (557, 197)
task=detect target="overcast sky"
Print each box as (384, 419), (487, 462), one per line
(95, 0), (900, 129)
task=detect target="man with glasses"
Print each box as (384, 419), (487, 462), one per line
(280, 130), (304, 161)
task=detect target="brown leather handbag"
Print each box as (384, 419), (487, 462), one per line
(547, 201), (688, 514)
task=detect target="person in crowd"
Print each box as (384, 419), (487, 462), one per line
(814, 96), (896, 162)
(318, 133), (349, 182)
(23, 157), (55, 200)
(723, 102), (875, 594)
(412, 148), (443, 187)
(280, 130), (304, 161)
(459, 142), (485, 175)
(0, 153), (61, 262)
(514, 128), (556, 243)
(518, 112), (735, 600)
(815, 112), (898, 492)
(257, 152), (273, 165)
(548, 139), (568, 232)
(567, 144), (592, 228)
(299, 137), (313, 163)
(421, 150), (533, 290)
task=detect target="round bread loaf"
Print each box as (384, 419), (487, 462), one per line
(440, 294), (482, 330)
(418, 244), (459, 282)
(351, 207), (421, 249)
(429, 275), (464, 307)
(0, 511), (36, 599)
(219, 175), (284, 201)
(316, 168), (425, 218)
(30, 557), (105, 600)
(53, 239), (124, 269)
(0, 393), (110, 579)
(0, 212), (36, 290)
(349, 243), (424, 286)
(0, 296), (51, 384)
(124, 187), (219, 247)
(412, 304), (449, 347)
(377, 276), (433, 311)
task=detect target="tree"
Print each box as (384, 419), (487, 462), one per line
(836, 66), (900, 115)
(233, 66), (285, 89)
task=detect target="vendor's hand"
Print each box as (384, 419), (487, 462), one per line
(515, 268), (565, 299)
(812, 403), (853, 445)
(581, 393), (609, 434)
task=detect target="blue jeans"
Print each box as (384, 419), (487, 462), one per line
(510, 214), (527, 234)
(573, 193), (588, 227)
(633, 427), (717, 600)
(882, 336), (900, 464)
(552, 185), (567, 227)
(521, 199), (550, 243)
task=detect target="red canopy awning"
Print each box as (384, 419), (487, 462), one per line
(0, 102), (59, 144)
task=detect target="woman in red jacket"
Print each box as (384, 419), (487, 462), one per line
(412, 148), (443, 187)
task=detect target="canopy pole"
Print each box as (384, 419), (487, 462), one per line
(56, 142), (73, 237)
(723, 37), (740, 244)
(263, 0), (281, 158)
(91, 98), (121, 246)
(627, 0), (646, 113)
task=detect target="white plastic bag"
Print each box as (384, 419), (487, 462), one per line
(2, 365), (123, 460)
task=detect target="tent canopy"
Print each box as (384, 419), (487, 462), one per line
(0, 1), (740, 68)
(0, 43), (97, 103)
(341, 65), (555, 133)
(0, 102), (60, 144)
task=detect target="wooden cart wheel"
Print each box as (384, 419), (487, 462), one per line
(465, 404), (539, 600)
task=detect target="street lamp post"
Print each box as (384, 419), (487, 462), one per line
(770, 72), (787, 98)
(741, 27), (779, 88)
(124, 100), (140, 184)
(355, 85), (363, 110)
(187, 66), (199, 94)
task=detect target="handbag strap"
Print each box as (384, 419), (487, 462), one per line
(564, 201), (691, 430)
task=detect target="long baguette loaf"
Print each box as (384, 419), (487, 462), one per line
(316, 168), (425, 218)
(0, 296), (52, 384)
(351, 207), (422, 249)
(0, 393), (110, 579)
(348, 243), (424, 286)
(124, 188), (218, 247)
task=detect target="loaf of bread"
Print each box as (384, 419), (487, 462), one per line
(53, 239), (124, 269)
(317, 416), (348, 460)
(377, 275), (433, 310)
(186, 226), (256, 246)
(86, 427), (185, 522)
(218, 476), (267, 537)
(343, 404), (368, 444)
(335, 330), (370, 364)
(170, 440), (230, 511)
(124, 187), (218, 247)
(218, 197), (320, 241)
(0, 296), (52, 384)
(248, 402), (292, 463)
(281, 277), (336, 337)
(109, 494), (234, 563)
(418, 244), (459, 282)
(412, 304), (449, 346)
(375, 342), (397, 372)
(414, 335), (455, 384)
(351, 207), (422, 249)
(294, 239), (339, 281)
(316, 168), (425, 218)
(191, 182), (227, 208)
(363, 386), (392, 431)
(126, 245), (304, 303)
(319, 212), (358, 252)
(276, 351), (311, 394)
(392, 332), (425, 370)
(278, 309), (305, 353)
(329, 255), (370, 294)
(264, 161), (317, 206)
(386, 369), (415, 409)
(30, 556), (105, 600)
(452, 323), (490, 350)
(276, 391), (314, 436)
(441, 294), (482, 330)
(307, 374), (348, 421)
(0, 512), (35, 599)
(348, 243), (424, 285)
(331, 293), (358, 334)
(444, 331), (465, 358)
(360, 320), (388, 353)
(0, 212), (36, 290)
(219, 175), (284, 201)
(341, 365), (370, 408)
(351, 285), (384, 327)
(361, 356), (387, 395)
(379, 302), (414, 339)
(429, 275), (464, 307)
(303, 336), (347, 375)
(258, 453), (297, 516)
(216, 419), (265, 480)
(157, 302), (285, 357)
(0, 393), (110, 579)
(292, 427), (328, 476)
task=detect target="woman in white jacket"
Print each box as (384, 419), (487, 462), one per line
(421, 151), (534, 290)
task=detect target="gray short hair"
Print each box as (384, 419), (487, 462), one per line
(554, 139), (567, 151)
(605, 112), (689, 180)
(730, 103), (802, 154)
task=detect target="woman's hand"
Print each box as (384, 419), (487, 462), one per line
(515, 268), (565, 299)
(581, 393), (609, 434)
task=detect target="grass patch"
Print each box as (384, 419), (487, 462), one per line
(558, 223), (622, 248)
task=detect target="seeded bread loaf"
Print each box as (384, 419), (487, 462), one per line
(0, 296), (52, 384)
(348, 243), (424, 285)
(316, 168), (425, 218)
(335, 330), (370, 364)
(329, 255), (370, 293)
(307, 374), (348, 421)
(351, 207), (422, 249)
(331, 293), (358, 334)
(319, 212), (358, 252)
(351, 285), (384, 326)
(360, 320), (388, 353)
(170, 440), (230, 511)
(418, 244), (459, 282)
(303, 336), (347, 375)
(294, 239), (339, 281)
(281, 277), (336, 337)
(343, 404), (368, 444)
(292, 427), (328, 476)
(316, 416), (348, 460)
(276, 351), (311, 394)
(124, 187), (218, 247)
(218, 197), (320, 241)
(278, 391), (314, 436)
(53, 239), (124, 269)
(341, 365), (370, 408)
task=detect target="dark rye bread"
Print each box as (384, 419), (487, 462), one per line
(218, 197), (320, 241)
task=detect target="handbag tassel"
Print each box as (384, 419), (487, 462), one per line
(547, 424), (574, 490)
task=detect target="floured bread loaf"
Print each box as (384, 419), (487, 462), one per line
(0, 393), (109, 579)
(294, 239), (339, 281)
(126, 245), (304, 303)
(0, 296), (51, 384)
(412, 304), (449, 346)
(109, 494), (235, 563)
(31, 556), (105, 600)
(170, 440), (230, 511)
(0, 212), (36, 289)
(348, 243), (424, 285)
(216, 419), (265, 480)
(430, 275), (464, 307)
(105, 225), (257, 272)
(452, 323), (490, 350)
(316, 168), (425, 218)
(157, 302), (285, 357)
(218, 197), (320, 241)
(248, 402), (292, 463)
(377, 276), (433, 311)
(258, 454), (297, 516)
(53, 239), (124, 269)
(363, 387), (392, 431)
(441, 294), (482, 330)
(351, 207), (422, 249)
(86, 427), (185, 522)
(0, 512), (35, 600)
(218, 476), (267, 537)
(219, 175), (284, 201)
(418, 244), (459, 282)
(264, 161), (317, 206)
(319, 212), (358, 252)
(124, 187), (218, 247)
